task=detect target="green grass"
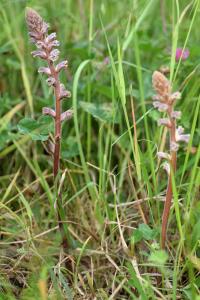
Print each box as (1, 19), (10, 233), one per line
(0, 0), (200, 299)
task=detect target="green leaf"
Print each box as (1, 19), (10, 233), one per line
(18, 116), (53, 141)
(148, 250), (168, 266)
(139, 223), (157, 240)
(18, 118), (39, 133)
(131, 229), (143, 244)
(37, 115), (54, 134)
(131, 223), (158, 244)
(79, 101), (119, 123)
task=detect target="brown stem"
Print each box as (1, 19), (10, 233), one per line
(46, 60), (70, 249)
(46, 60), (61, 178)
(161, 110), (177, 249)
(25, 8), (70, 251)
(53, 75), (61, 178)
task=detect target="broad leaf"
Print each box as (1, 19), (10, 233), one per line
(131, 223), (158, 244)
(18, 116), (53, 141)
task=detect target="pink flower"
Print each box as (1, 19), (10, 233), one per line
(175, 48), (189, 61)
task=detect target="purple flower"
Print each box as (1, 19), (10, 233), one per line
(59, 83), (71, 99)
(46, 77), (56, 86)
(42, 107), (56, 118)
(49, 49), (60, 62)
(175, 48), (189, 61)
(153, 101), (169, 112)
(38, 67), (51, 75)
(31, 50), (47, 59)
(157, 118), (171, 127)
(61, 110), (73, 122)
(163, 162), (170, 175)
(56, 60), (68, 73)
(170, 141), (179, 152)
(176, 126), (190, 143)
(171, 111), (182, 119)
(157, 152), (171, 160)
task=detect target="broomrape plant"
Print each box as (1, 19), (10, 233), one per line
(25, 8), (72, 248)
(152, 71), (190, 249)
(25, 7), (72, 177)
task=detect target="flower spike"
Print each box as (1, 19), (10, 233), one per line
(152, 70), (191, 249)
(25, 7), (72, 251)
(25, 7), (71, 177)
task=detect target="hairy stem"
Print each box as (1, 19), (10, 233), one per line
(46, 60), (61, 177)
(47, 60), (70, 249)
(161, 110), (177, 249)
(53, 72), (61, 178)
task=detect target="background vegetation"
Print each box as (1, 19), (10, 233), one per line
(0, 0), (200, 299)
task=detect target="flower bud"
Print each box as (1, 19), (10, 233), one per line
(169, 92), (181, 103)
(59, 83), (71, 99)
(157, 152), (171, 160)
(61, 110), (73, 122)
(56, 60), (68, 73)
(176, 127), (190, 143)
(49, 40), (60, 48)
(38, 67), (51, 76)
(157, 118), (171, 128)
(163, 162), (170, 176)
(42, 107), (56, 118)
(170, 142), (179, 152)
(153, 101), (168, 112)
(49, 49), (60, 61)
(46, 77), (56, 86)
(171, 111), (181, 119)
(31, 50), (47, 59)
(45, 32), (57, 43)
